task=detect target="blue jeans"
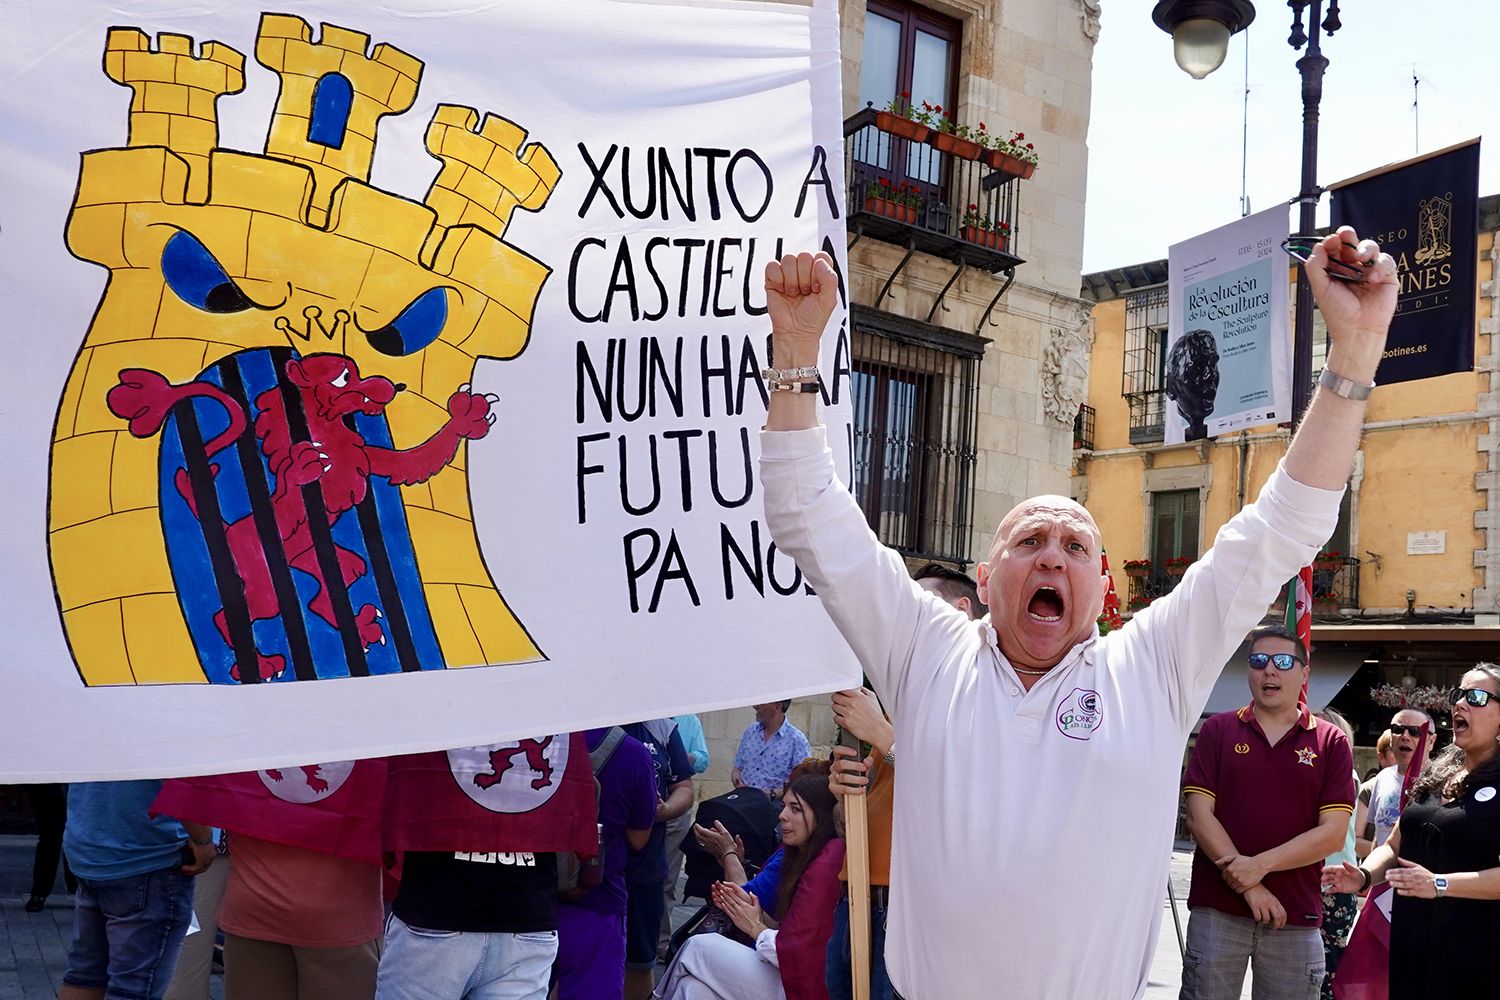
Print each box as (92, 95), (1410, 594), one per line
(63, 864), (196, 1000)
(825, 892), (893, 1000)
(376, 914), (557, 1000)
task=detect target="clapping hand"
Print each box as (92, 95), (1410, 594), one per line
(711, 880), (768, 939)
(692, 820), (744, 865)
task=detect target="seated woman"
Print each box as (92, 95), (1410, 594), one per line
(658, 774), (843, 1000)
(691, 759), (831, 913)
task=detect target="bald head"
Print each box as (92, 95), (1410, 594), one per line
(992, 495), (1101, 557)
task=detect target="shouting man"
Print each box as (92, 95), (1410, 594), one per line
(758, 230), (1396, 999)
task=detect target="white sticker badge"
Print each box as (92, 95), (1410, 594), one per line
(1475, 786), (1496, 802)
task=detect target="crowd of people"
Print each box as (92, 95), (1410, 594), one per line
(16, 228), (1500, 1000)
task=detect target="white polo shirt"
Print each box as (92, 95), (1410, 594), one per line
(761, 427), (1341, 1000)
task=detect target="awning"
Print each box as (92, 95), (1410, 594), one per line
(1200, 648), (1367, 716)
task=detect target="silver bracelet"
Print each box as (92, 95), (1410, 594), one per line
(761, 365), (819, 382)
(1318, 367), (1374, 401)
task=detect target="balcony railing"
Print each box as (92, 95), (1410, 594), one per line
(843, 107), (1024, 274)
(1073, 404), (1096, 451)
(1311, 557), (1361, 615)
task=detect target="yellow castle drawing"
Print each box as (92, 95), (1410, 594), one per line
(50, 14), (558, 686)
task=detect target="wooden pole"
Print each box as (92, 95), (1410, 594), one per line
(841, 738), (872, 1000)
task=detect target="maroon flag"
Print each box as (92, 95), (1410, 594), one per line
(383, 733), (597, 855)
(1333, 883), (1393, 1000)
(152, 758), (388, 863)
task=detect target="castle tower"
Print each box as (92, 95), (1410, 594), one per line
(255, 14), (421, 220)
(423, 105), (561, 248)
(104, 29), (245, 202)
(55, 18), (563, 688)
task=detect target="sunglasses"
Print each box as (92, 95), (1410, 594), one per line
(1248, 652), (1303, 671)
(1388, 724), (1425, 738)
(1449, 687), (1498, 709)
(1280, 236), (1370, 284)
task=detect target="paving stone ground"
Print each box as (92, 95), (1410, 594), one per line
(1, 834), (1240, 999)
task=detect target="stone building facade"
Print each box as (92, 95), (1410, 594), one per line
(694, 0), (1101, 799)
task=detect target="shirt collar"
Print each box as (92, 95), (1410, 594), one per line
(1236, 702), (1316, 731)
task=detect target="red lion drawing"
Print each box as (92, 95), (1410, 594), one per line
(265, 764), (330, 794)
(474, 737), (555, 791)
(106, 353), (495, 681)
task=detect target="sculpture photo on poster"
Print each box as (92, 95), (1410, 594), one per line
(1165, 206), (1291, 445)
(0, 0), (857, 781)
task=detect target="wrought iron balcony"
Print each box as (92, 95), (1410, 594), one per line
(1311, 556), (1361, 615)
(843, 107), (1026, 333)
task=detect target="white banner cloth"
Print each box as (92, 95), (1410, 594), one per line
(0, 0), (856, 780)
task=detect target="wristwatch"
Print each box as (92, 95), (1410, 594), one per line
(1318, 367), (1374, 401)
(1434, 876), (1448, 898)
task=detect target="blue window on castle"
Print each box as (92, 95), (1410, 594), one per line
(308, 73), (353, 148)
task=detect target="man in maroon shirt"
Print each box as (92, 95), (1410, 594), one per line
(1180, 625), (1356, 999)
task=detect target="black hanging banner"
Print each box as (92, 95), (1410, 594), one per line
(1329, 139), (1480, 385)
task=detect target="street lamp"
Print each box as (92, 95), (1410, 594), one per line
(1152, 0), (1344, 423)
(1150, 1), (1256, 79)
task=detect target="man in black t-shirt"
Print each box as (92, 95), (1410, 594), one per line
(376, 849), (559, 1000)
(621, 719), (694, 1000)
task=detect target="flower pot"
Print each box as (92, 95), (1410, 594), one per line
(1313, 560), (1341, 571)
(931, 131), (982, 161)
(874, 111), (930, 144)
(1166, 566), (1187, 577)
(1124, 568), (1149, 579)
(863, 197), (917, 225)
(959, 225), (1009, 252)
(983, 149), (1037, 180)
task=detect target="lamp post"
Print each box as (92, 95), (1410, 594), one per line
(1152, 0), (1344, 423)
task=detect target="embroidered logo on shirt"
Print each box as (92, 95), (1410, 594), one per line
(1295, 747), (1318, 767)
(1056, 688), (1104, 740)
(1233, 742), (1251, 755)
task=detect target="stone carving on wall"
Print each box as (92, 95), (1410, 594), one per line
(1078, 0), (1102, 43)
(1041, 318), (1093, 427)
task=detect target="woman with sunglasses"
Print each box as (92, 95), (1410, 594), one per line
(657, 774), (843, 1000)
(1322, 663), (1500, 997)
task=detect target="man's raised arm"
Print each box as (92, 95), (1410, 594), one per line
(763, 252), (839, 432)
(759, 253), (942, 710)
(1282, 227), (1398, 487)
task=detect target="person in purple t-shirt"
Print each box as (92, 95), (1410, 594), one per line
(554, 727), (657, 1000)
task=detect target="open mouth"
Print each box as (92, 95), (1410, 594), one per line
(1027, 586), (1065, 623)
(1454, 717), (1470, 736)
(1260, 680), (1283, 695)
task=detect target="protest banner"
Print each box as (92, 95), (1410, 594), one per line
(1329, 139), (1480, 386)
(1165, 206), (1291, 444)
(0, 0), (857, 780)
